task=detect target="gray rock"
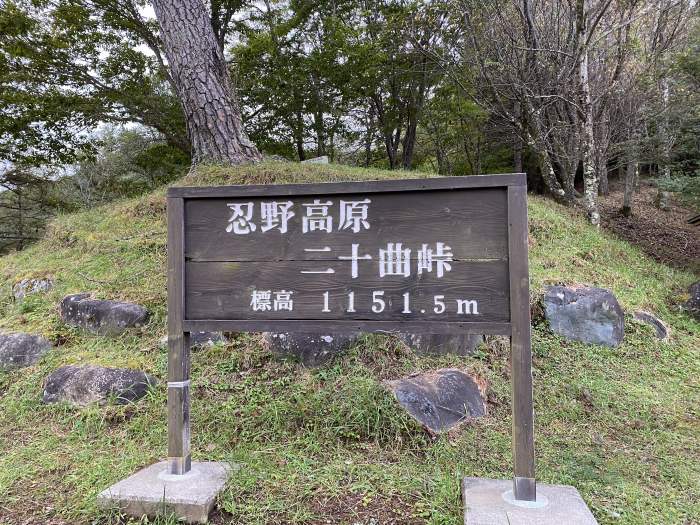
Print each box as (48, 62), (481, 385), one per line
(633, 310), (670, 341)
(544, 286), (624, 347)
(263, 332), (360, 366)
(301, 155), (329, 164)
(263, 154), (291, 163)
(0, 332), (53, 371)
(59, 293), (149, 336)
(385, 368), (486, 433)
(686, 281), (700, 320)
(12, 277), (53, 300)
(159, 332), (228, 348)
(190, 331), (227, 347)
(398, 333), (484, 356)
(43, 365), (156, 406)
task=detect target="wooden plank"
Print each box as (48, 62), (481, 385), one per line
(185, 260), (509, 323)
(507, 184), (536, 501)
(168, 173), (526, 198)
(183, 319), (512, 335)
(184, 188), (508, 262)
(166, 197), (191, 475)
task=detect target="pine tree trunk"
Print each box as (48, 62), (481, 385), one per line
(151, 0), (261, 165)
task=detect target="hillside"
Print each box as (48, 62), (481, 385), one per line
(0, 161), (698, 525)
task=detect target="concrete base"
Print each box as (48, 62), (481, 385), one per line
(97, 461), (233, 523)
(462, 478), (599, 525)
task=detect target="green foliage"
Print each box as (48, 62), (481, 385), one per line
(55, 128), (190, 209)
(0, 163), (698, 524)
(0, 167), (62, 254)
(0, 0), (188, 165)
(419, 80), (513, 175)
(657, 175), (700, 209)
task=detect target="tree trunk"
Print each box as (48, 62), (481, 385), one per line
(523, 103), (568, 201)
(365, 104), (374, 167)
(621, 161), (638, 217)
(597, 154), (609, 196)
(294, 110), (305, 161)
(537, 148), (569, 203)
(401, 116), (418, 170)
(151, 0), (261, 165)
(656, 76), (672, 210)
(514, 100), (525, 173)
(578, 0), (600, 226)
(621, 125), (639, 216)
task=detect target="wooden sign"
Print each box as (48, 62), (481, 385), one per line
(166, 174), (536, 501)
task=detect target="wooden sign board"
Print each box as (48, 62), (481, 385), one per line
(165, 174), (536, 501)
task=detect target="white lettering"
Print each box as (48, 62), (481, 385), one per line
(371, 290), (385, 313)
(378, 242), (411, 277)
(250, 290), (272, 311)
(302, 199), (333, 233)
(339, 199), (371, 233)
(226, 202), (256, 234)
(433, 295), (445, 314)
(347, 291), (356, 312)
(417, 242), (453, 278)
(456, 299), (479, 315)
(273, 290), (294, 311)
(338, 243), (372, 278)
(260, 201), (295, 233)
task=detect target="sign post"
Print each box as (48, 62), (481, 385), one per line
(99, 174), (597, 524)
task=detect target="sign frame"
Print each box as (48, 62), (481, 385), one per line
(165, 174), (536, 501)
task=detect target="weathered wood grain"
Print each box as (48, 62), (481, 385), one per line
(184, 188), (508, 262)
(182, 319), (512, 335)
(185, 260), (509, 322)
(166, 197), (191, 475)
(168, 173), (526, 198)
(508, 184), (536, 501)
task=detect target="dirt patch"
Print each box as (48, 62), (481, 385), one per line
(597, 180), (699, 273)
(308, 492), (425, 524)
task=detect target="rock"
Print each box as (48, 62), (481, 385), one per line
(544, 286), (624, 347)
(263, 154), (291, 162)
(263, 332), (359, 366)
(385, 368), (486, 433)
(398, 333), (484, 356)
(12, 277), (53, 300)
(59, 293), (149, 336)
(685, 281), (700, 320)
(301, 155), (329, 164)
(158, 332), (228, 348)
(190, 331), (227, 347)
(633, 310), (670, 341)
(0, 332), (53, 371)
(43, 365), (156, 406)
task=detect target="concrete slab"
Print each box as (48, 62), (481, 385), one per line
(462, 477), (599, 525)
(97, 461), (234, 523)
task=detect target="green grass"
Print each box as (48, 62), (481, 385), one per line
(0, 161), (698, 524)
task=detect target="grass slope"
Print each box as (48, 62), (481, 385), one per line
(0, 162), (698, 525)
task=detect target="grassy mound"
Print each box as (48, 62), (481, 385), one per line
(0, 162), (698, 525)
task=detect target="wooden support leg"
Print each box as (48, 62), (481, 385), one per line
(508, 184), (536, 501)
(168, 331), (191, 475)
(167, 197), (190, 475)
(511, 327), (536, 501)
